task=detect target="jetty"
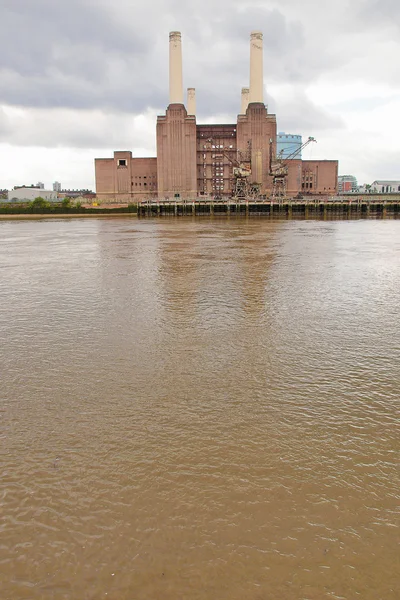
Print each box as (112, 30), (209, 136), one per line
(137, 195), (400, 217)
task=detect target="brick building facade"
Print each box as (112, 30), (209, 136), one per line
(95, 31), (338, 203)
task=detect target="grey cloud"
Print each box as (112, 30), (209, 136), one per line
(362, 149), (400, 178)
(0, 107), (157, 150)
(0, 0), (399, 131)
(268, 92), (346, 133)
(0, 108), (12, 137)
(1, 0), (150, 74)
(352, 0), (400, 29)
(1, 69), (166, 112)
(0, 0), (371, 116)
(324, 95), (400, 113)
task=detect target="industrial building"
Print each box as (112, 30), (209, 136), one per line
(277, 133), (303, 159)
(7, 186), (58, 202)
(95, 31), (338, 202)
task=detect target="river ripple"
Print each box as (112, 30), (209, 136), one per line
(1, 217), (399, 600)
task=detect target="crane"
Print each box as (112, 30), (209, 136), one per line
(269, 136), (317, 198)
(204, 139), (260, 200)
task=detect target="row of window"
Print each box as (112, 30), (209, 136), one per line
(199, 131), (236, 136)
(201, 144), (234, 150)
(380, 185), (400, 192)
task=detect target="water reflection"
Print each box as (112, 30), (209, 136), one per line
(1, 217), (399, 600)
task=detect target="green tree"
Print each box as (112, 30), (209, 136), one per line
(28, 197), (51, 212)
(61, 197), (71, 209)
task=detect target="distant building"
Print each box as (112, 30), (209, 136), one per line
(371, 180), (400, 193)
(338, 175), (358, 193)
(277, 132), (302, 159)
(36, 182), (45, 189)
(7, 186), (58, 202)
(61, 189), (94, 198)
(53, 181), (61, 192)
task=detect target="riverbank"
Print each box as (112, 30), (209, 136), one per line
(0, 212), (137, 220)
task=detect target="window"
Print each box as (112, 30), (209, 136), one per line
(118, 159), (127, 166)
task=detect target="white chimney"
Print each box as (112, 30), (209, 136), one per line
(249, 31), (263, 104)
(187, 88), (196, 115)
(169, 31), (183, 104)
(241, 87), (249, 113)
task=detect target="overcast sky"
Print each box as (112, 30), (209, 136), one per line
(1, 0), (399, 190)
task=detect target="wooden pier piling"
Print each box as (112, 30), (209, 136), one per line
(137, 196), (400, 218)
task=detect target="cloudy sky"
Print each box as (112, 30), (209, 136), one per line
(1, 0), (399, 190)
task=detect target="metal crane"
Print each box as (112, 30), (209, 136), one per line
(269, 136), (317, 198)
(205, 139), (260, 200)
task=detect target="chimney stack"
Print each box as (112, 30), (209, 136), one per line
(187, 88), (196, 115)
(241, 87), (249, 113)
(249, 31), (264, 104)
(169, 31), (183, 104)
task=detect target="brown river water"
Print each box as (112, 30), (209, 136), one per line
(1, 217), (399, 600)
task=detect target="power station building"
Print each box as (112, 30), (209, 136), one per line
(95, 32), (338, 202)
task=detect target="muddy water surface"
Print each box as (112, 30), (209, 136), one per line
(1, 217), (399, 599)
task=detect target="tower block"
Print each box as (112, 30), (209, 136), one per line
(237, 31), (277, 196)
(156, 32), (197, 198)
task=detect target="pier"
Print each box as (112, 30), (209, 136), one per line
(137, 196), (400, 217)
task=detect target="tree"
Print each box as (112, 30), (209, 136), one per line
(28, 197), (51, 211)
(61, 197), (71, 209)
